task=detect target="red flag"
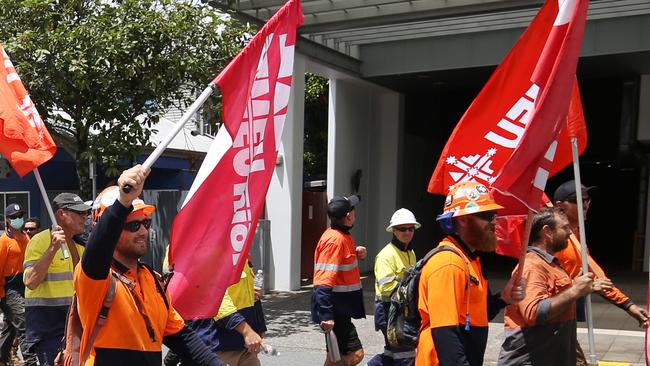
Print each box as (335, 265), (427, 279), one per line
(0, 44), (56, 176)
(428, 0), (587, 198)
(491, 0), (588, 209)
(167, 0), (303, 319)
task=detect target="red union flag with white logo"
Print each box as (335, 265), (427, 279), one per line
(0, 44), (56, 176)
(428, 0), (588, 211)
(168, 0), (303, 319)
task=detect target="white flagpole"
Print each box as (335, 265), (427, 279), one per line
(570, 136), (596, 365)
(122, 83), (217, 193)
(142, 84), (216, 170)
(33, 168), (70, 259)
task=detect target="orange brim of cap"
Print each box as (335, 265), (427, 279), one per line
(129, 202), (156, 217)
(454, 203), (504, 217)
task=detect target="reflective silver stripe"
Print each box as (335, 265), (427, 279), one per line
(375, 295), (391, 302)
(25, 296), (72, 307)
(314, 260), (358, 272)
(23, 261), (36, 269)
(376, 275), (396, 286)
(332, 283), (362, 292)
(45, 272), (73, 282)
(383, 349), (416, 359)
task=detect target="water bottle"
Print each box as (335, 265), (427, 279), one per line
(261, 343), (280, 356)
(254, 269), (264, 295)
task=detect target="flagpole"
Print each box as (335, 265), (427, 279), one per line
(122, 83), (217, 193)
(33, 168), (70, 259)
(514, 210), (535, 279)
(571, 136), (597, 365)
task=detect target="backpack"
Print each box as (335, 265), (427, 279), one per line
(54, 264), (169, 366)
(386, 245), (470, 349)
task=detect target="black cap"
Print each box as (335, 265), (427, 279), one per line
(53, 193), (92, 212)
(5, 203), (24, 217)
(327, 195), (361, 219)
(553, 180), (599, 202)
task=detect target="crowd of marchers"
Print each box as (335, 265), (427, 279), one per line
(0, 165), (648, 366)
(312, 180), (648, 366)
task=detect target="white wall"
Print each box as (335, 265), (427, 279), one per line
(327, 78), (401, 273)
(266, 53), (305, 291)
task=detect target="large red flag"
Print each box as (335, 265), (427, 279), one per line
(428, 0), (586, 198)
(167, 0), (304, 319)
(0, 44), (56, 176)
(491, 0), (588, 209)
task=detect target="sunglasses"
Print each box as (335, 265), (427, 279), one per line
(474, 211), (498, 222)
(394, 226), (416, 232)
(7, 214), (24, 220)
(63, 209), (90, 217)
(24, 227), (38, 232)
(123, 218), (152, 233)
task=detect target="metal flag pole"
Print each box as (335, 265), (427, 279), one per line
(122, 83), (217, 193)
(571, 136), (597, 365)
(33, 168), (70, 259)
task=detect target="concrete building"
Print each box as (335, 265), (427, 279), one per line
(224, 0), (650, 291)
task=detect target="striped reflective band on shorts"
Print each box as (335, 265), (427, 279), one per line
(332, 283), (362, 292)
(314, 260), (358, 272)
(384, 349), (416, 359)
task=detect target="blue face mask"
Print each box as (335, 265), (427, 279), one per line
(10, 218), (24, 230)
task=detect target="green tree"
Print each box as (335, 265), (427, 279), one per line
(0, 0), (251, 198)
(304, 73), (328, 179)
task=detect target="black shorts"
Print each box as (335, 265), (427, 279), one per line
(326, 316), (363, 355)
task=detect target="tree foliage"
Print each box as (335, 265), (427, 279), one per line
(0, 0), (251, 198)
(303, 73), (328, 179)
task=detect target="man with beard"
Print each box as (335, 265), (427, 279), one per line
(74, 166), (224, 366)
(416, 181), (525, 366)
(498, 207), (612, 365)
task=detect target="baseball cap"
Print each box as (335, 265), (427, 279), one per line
(5, 203), (24, 217)
(53, 193), (92, 212)
(553, 180), (599, 202)
(327, 195), (361, 219)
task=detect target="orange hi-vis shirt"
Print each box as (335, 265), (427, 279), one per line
(0, 229), (30, 296)
(555, 234), (630, 308)
(416, 236), (489, 366)
(74, 261), (185, 365)
(311, 227), (365, 322)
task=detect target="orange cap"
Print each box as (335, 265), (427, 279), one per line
(92, 186), (155, 222)
(443, 181), (504, 217)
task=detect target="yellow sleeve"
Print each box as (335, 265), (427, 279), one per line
(375, 252), (398, 298)
(24, 230), (49, 269)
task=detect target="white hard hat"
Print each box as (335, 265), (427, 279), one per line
(386, 208), (421, 232)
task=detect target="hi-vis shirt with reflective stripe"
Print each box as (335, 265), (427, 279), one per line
(313, 228), (361, 292)
(374, 242), (416, 302)
(24, 229), (84, 306)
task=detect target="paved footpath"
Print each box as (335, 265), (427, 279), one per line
(258, 276), (646, 366)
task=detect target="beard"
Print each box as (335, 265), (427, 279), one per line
(464, 218), (497, 252)
(116, 234), (149, 259)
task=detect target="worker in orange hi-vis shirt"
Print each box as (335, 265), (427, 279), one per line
(552, 180), (649, 365)
(311, 194), (367, 366)
(416, 181), (525, 366)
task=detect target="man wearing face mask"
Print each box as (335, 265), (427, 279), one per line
(0, 203), (39, 366)
(367, 208), (420, 366)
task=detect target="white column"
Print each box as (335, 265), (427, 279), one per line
(266, 53), (305, 291)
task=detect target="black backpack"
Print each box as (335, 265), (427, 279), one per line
(386, 245), (469, 348)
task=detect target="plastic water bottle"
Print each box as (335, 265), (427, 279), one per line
(254, 269), (264, 295)
(261, 343), (280, 356)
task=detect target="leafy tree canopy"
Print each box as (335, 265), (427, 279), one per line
(0, 0), (251, 197)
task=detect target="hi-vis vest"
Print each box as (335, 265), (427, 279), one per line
(374, 242), (416, 302)
(24, 230), (84, 306)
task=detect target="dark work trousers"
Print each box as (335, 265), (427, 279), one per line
(366, 301), (415, 366)
(0, 289), (38, 365)
(33, 336), (63, 366)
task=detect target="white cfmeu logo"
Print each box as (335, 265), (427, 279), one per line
(447, 83), (540, 187)
(2, 48), (46, 139)
(229, 32), (294, 266)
